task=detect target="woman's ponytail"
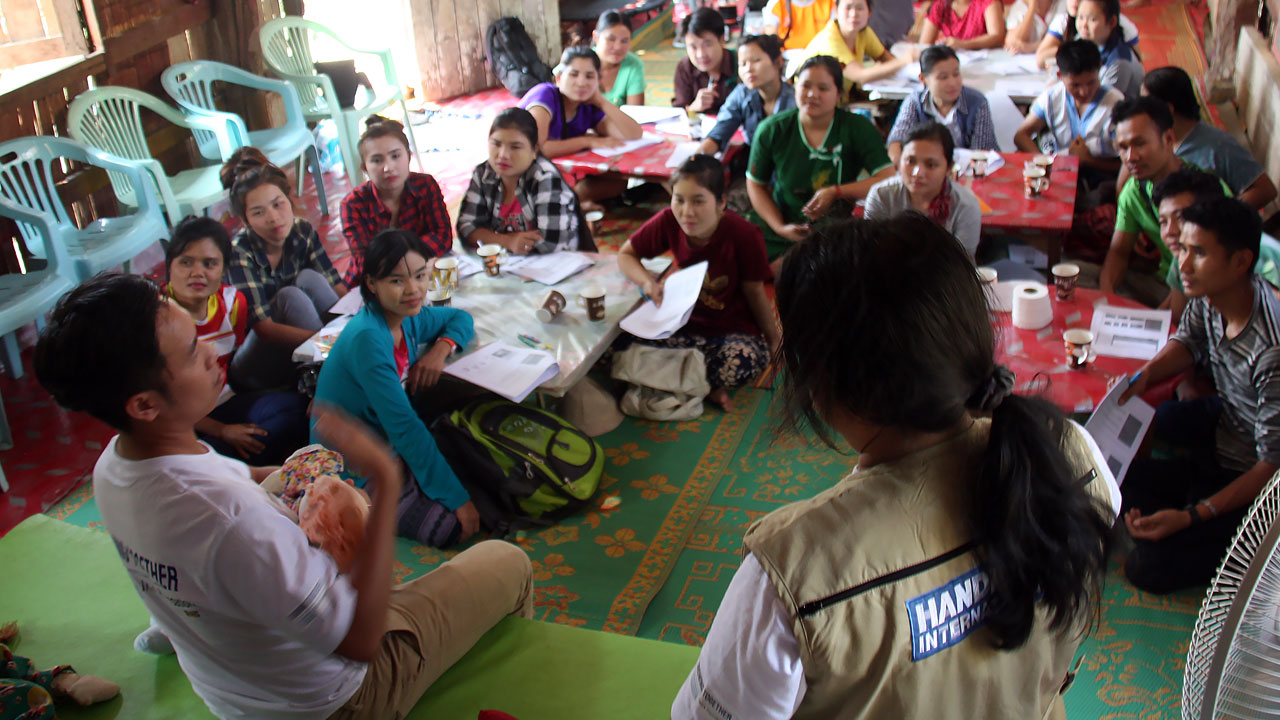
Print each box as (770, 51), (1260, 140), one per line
(966, 389), (1113, 648)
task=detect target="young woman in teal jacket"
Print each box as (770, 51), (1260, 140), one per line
(313, 230), (479, 547)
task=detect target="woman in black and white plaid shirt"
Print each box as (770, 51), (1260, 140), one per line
(456, 108), (588, 255)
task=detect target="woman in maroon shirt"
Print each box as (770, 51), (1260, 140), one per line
(617, 155), (782, 411)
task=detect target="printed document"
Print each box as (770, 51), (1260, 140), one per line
(592, 132), (665, 158)
(505, 252), (594, 285)
(620, 261), (708, 340)
(1085, 380), (1155, 485)
(444, 342), (559, 403)
(1089, 306), (1171, 360)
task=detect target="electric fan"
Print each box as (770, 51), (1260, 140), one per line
(1183, 468), (1280, 718)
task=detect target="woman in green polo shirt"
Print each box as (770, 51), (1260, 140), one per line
(594, 10), (646, 106)
(746, 54), (894, 268)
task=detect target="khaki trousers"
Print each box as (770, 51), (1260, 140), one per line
(329, 540), (534, 719)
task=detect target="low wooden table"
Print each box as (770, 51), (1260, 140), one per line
(294, 253), (667, 398)
(972, 152), (1080, 268)
(994, 286), (1151, 414)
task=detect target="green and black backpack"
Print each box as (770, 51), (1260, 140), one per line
(431, 399), (603, 535)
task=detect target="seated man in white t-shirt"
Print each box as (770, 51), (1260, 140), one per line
(1014, 39), (1124, 188)
(33, 273), (533, 720)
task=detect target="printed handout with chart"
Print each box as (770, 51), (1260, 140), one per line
(443, 342), (559, 403)
(505, 252), (594, 285)
(620, 261), (708, 340)
(1085, 380), (1155, 485)
(1089, 305), (1171, 360)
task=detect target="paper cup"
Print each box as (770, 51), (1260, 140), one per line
(1023, 166), (1048, 198)
(477, 243), (507, 277)
(428, 287), (451, 307)
(432, 256), (459, 291)
(1063, 328), (1094, 370)
(977, 267), (998, 286)
(536, 290), (567, 323)
(1033, 154), (1054, 180)
(577, 285), (607, 322)
(1051, 262), (1080, 302)
(970, 150), (990, 179)
(584, 210), (604, 237)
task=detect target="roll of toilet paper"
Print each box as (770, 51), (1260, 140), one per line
(1011, 282), (1053, 330)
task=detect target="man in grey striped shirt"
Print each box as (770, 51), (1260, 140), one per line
(1117, 196), (1280, 593)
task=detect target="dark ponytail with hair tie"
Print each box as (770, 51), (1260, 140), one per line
(776, 215), (1113, 651)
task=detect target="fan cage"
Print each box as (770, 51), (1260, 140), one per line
(1184, 469), (1280, 719)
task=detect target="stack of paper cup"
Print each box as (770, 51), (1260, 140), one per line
(1011, 282), (1053, 330)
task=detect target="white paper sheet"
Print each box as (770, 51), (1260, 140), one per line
(504, 252), (594, 285)
(1084, 379), (1156, 485)
(994, 77), (1051, 98)
(591, 132), (666, 158)
(620, 261), (708, 340)
(329, 290), (364, 316)
(956, 49), (990, 63)
(443, 341), (559, 403)
(665, 141), (702, 168)
(1089, 306), (1172, 360)
(982, 56), (1044, 76)
(621, 105), (686, 125)
(456, 254), (484, 279)
(1007, 243), (1049, 269)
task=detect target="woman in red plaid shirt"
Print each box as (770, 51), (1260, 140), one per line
(341, 118), (453, 287)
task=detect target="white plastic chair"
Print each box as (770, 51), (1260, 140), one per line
(259, 16), (421, 187)
(162, 60), (330, 215)
(68, 87), (239, 226)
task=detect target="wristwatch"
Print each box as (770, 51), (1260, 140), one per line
(1184, 502), (1203, 526)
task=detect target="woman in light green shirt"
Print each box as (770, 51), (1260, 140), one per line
(594, 10), (646, 106)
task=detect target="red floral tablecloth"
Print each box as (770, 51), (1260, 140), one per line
(995, 286), (1151, 414)
(972, 153), (1079, 234)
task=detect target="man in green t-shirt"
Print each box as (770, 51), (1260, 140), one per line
(1103, 97), (1229, 306)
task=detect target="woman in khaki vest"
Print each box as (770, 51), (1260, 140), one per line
(672, 214), (1120, 720)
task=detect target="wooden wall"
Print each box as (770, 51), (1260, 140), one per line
(405, 0), (562, 102)
(0, 0), (289, 271)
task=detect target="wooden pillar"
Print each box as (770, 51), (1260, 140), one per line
(1206, 0), (1261, 102)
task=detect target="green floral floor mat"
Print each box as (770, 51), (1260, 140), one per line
(47, 386), (1204, 718)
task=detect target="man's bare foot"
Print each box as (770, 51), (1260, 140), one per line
(708, 387), (735, 413)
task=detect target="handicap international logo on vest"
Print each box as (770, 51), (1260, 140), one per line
(906, 567), (991, 661)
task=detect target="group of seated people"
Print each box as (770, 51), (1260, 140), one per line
(20, 3), (1280, 718)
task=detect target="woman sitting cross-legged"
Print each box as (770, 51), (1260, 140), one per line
(617, 155), (782, 412)
(866, 121), (983, 257)
(341, 117), (454, 288)
(165, 216), (309, 464)
(457, 107), (586, 255)
(519, 46), (644, 211)
(671, 214), (1118, 719)
(224, 149), (348, 392)
(747, 54), (894, 272)
(312, 229), (480, 548)
(885, 44), (999, 164)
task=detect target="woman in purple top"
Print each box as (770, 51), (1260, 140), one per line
(519, 46), (643, 211)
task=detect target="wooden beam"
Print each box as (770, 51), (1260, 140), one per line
(0, 52), (106, 108)
(102, 1), (212, 73)
(1207, 0), (1260, 92)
